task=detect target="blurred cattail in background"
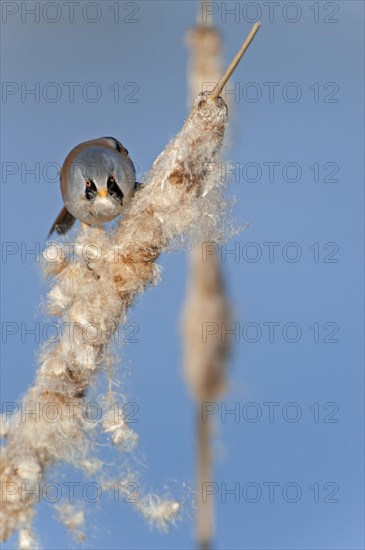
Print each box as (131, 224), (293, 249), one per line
(182, 11), (231, 550)
(182, 9), (260, 549)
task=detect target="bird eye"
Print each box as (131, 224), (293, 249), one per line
(85, 179), (92, 187)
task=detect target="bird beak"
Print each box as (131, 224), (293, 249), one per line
(98, 188), (108, 198)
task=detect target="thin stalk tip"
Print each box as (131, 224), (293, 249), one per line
(209, 22), (261, 101)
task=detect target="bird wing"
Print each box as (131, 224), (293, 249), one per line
(48, 206), (76, 238)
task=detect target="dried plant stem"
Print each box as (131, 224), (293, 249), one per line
(0, 94), (227, 546)
(197, 408), (213, 550)
(210, 21), (261, 100)
(197, 0), (212, 25)
(1, 21), (259, 545)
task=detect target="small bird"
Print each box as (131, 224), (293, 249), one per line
(49, 137), (138, 236)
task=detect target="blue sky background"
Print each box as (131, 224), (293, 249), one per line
(1, 1), (364, 549)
